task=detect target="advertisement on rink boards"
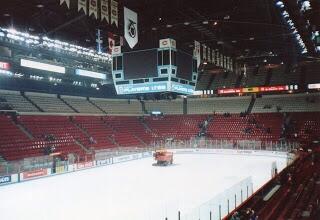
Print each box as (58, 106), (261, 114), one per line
(21, 169), (49, 180)
(0, 175), (11, 185)
(76, 161), (94, 170)
(96, 158), (113, 166)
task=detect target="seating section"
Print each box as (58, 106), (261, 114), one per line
(210, 71), (238, 90)
(62, 95), (103, 114)
(18, 115), (88, 158)
(241, 66), (267, 87)
(188, 96), (251, 114)
(206, 113), (282, 141)
(253, 93), (320, 113)
(90, 98), (142, 114)
(305, 62), (320, 84)
(287, 112), (320, 143)
(0, 115), (34, 160)
(26, 92), (74, 113)
(145, 100), (183, 114)
(103, 116), (149, 147)
(144, 115), (206, 140)
(73, 116), (115, 150)
(269, 64), (300, 85)
(0, 89), (38, 112)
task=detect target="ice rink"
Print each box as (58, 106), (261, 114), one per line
(0, 152), (287, 220)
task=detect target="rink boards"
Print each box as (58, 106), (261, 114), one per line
(0, 149), (288, 187)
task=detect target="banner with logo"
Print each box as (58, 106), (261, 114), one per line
(124, 7), (138, 49)
(100, 0), (109, 22)
(194, 40), (201, 67)
(78, 0), (87, 14)
(89, 0), (98, 19)
(60, 0), (70, 8)
(111, 0), (118, 26)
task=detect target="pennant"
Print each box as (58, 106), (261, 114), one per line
(89, 0), (98, 19)
(124, 7), (138, 48)
(60, 0), (70, 8)
(101, 0), (109, 22)
(194, 41), (201, 67)
(108, 32), (115, 54)
(78, 0), (87, 14)
(111, 0), (118, 27)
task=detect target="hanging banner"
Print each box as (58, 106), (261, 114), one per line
(216, 50), (220, 66)
(108, 32), (115, 53)
(78, 0), (87, 14)
(212, 50), (216, 64)
(89, 0), (98, 19)
(207, 47), (211, 63)
(60, 0), (70, 8)
(119, 36), (124, 46)
(124, 7), (138, 49)
(194, 40), (201, 67)
(202, 44), (207, 61)
(111, 0), (118, 26)
(101, 0), (109, 22)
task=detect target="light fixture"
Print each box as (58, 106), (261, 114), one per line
(184, 22), (190, 25)
(36, 4), (44, 8)
(213, 21), (218, 26)
(3, 13), (10, 17)
(202, 21), (209, 25)
(166, 24), (173, 28)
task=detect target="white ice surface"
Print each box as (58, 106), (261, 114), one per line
(0, 153), (287, 220)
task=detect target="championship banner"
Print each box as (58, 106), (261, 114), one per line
(207, 47), (211, 63)
(89, 0), (98, 19)
(108, 32), (115, 53)
(212, 50), (216, 64)
(111, 0), (118, 26)
(194, 40), (201, 67)
(216, 50), (220, 66)
(101, 0), (109, 22)
(124, 7), (138, 48)
(60, 0), (70, 8)
(78, 0), (87, 14)
(202, 44), (207, 61)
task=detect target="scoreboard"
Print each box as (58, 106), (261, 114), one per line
(112, 39), (198, 95)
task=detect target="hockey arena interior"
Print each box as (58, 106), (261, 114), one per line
(0, 0), (320, 220)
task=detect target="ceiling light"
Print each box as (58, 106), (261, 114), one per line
(151, 27), (157, 31)
(213, 21), (218, 26)
(36, 4), (44, 8)
(202, 21), (209, 25)
(3, 13), (10, 17)
(249, 37), (255, 40)
(184, 22), (190, 25)
(166, 24), (173, 28)
(232, 40), (237, 43)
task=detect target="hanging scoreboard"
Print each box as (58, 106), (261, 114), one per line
(112, 39), (198, 95)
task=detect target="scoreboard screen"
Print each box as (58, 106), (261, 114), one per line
(123, 49), (158, 80)
(176, 50), (193, 81)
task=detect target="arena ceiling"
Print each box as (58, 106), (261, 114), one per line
(0, 0), (319, 63)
